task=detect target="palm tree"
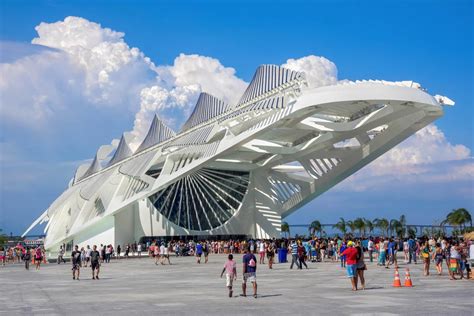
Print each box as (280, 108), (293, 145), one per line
(390, 219), (404, 238)
(332, 217), (347, 235)
(309, 220), (322, 237)
(353, 217), (366, 237)
(398, 214), (407, 237)
(281, 222), (290, 238)
(364, 218), (374, 235)
(346, 220), (357, 234)
(443, 208), (472, 232)
(373, 218), (389, 236)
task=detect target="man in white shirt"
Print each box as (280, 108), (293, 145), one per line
(367, 238), (374, 263)
(137, 244), (142, 257)
(259, 240), (265, 264)
(85, 245), (92, 267)
(160, 243), (171, 265)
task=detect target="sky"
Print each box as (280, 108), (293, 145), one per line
(0, 0), (473, 235)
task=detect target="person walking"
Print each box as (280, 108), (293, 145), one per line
(23, 247), (31, 270)
(221, 254), (237, 298)
(289, 240), (299, 269)
(408, 237), (417, 264)
(71, 245), (81, 280)
(203, 242), (209, 263)
(266, 241), (275, 269)
(116, 244), (121, 259)
(242, 246), (257, 298)
(90, 245), (100, 280)
(297, 241), (308, 269)
(434, 243), (444, 275)
(196, 242), (203, 264)
(367, 238), (374, 263)
(421, 240), (431, 276)
(340, 241), (358, 291)
(339, 242), (347, 268)
(34, 246), (43, 270)
(355, 241), (366, 290)
(125, 244), (130, 259)
(85, 245), (92, 267)
(57, 246), (66, 264)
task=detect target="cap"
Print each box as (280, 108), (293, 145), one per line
(347, 241), (354, 247)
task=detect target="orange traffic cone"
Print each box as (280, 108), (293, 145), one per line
(393, 268), (402, 287)
(404, 268), (413, 287)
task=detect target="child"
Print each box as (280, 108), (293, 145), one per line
(220, 254), (237, 298)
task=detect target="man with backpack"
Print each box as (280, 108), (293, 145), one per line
(242, 246), (257, 298)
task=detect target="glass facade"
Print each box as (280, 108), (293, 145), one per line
(149, 168), (250, 231)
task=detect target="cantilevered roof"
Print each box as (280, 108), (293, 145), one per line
(180, 92), (231, 132)
(107, 134), (133, 166)
(237, 65), (304, 106)
(136, 115), (176, 153)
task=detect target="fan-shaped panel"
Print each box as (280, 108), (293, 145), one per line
(149, 168), (249, 231)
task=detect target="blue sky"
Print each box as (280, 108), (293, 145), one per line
(0, 0), (473, 235)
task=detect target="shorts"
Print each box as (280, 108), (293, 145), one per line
(226, 273), (234, 287)
(196, 253), (202, 257)
(72, 263), (80, 271)
(36, 257), (42, 262)
(91, 262), (99, 270)
(459, 261), (466, 271)
(242, 272), (256, 284)
(346, 264), (356, 278)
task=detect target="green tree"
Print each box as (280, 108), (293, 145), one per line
(442, 208), (472, 233)
(333, 217), (347, 235)
(364, 218), (374, 235)
(373, 218), (389, 236)
(346, 220), (357, 234)
(309, 220), (322, 237)
(353, 217), (366, 237)
(281, 222), (290, 238)
(390, 219), (404, 238)
(0, 228), (6, 247)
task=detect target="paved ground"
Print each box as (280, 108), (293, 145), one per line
(0, 254), (472, 315)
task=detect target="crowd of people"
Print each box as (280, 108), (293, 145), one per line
(1, 234), (471, 296)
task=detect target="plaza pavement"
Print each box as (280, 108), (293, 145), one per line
(0, 254), (472, 315)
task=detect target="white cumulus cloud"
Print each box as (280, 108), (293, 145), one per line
(336, 124), (472, 191)
(32, 16), (155, 105)
(282, 55), (338, 88)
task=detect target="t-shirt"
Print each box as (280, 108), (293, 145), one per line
(71, 250), (81, 265)
(291, 243), (298, 255)
(86, 248), (92, 257)
(224, 259), (236, 275)
(243, 253), (257, 273)
(160, 245), (165, 255)
(342, 247), (358, 265)
(196, 244), (203, 255)
(259, 243), (265, 252)
(368, 240), (374, 250)
(90, 250), (100, 263)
